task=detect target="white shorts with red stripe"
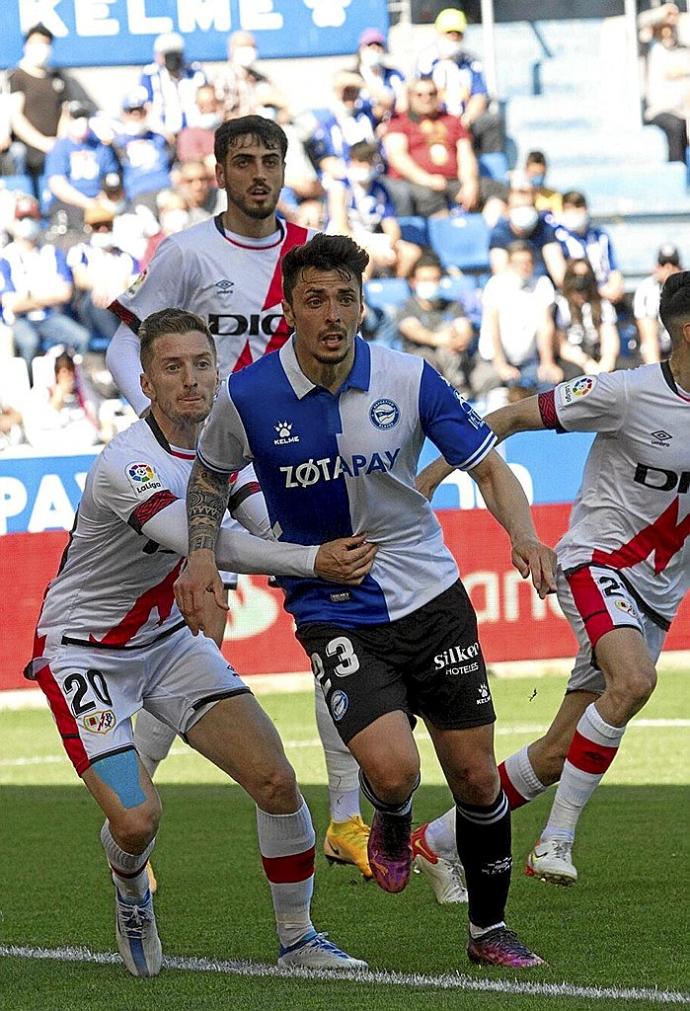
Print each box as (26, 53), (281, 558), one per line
(33, 626), (249, 775)
(558, 565), (666, 694)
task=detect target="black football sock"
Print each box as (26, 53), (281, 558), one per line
(455, 790), (511, 929)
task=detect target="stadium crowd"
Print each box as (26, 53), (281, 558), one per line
(0, 9), (684, 452)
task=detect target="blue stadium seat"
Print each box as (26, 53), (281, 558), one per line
(364, 277), (410, 314)
(0, 174), (33, 194)
(397, 216), (430, 246)
(428, 215), (490, 272)
(479, 152), (509, 182)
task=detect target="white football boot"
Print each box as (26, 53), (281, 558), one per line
(525, 838), (578, 885)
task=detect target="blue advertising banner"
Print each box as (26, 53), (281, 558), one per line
(0, 0), (389, 69)
(0, 429), (594, 534)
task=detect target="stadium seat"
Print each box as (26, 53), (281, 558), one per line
(364, 278), (410, 314)
(0, 174), (33, 195)
(479, 152), (509, 182)
(428, 215), (490, 273)
(397, 216), (430, 247)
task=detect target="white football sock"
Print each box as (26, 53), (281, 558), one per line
(257, 798), (316, 948)
(100, 821), (153, 901)
(424, 807), (457, 860)
(134, 709), (176, 779)
(500, 744), (546, 809)
(314, 685), (362, 821)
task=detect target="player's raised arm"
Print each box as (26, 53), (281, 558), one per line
(468, 450), (556, 599)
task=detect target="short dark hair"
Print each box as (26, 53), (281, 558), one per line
(409, 250), (443, 278)
(525, 150), (546, 167)
(282, 233), (369, 305)
(507, 240), (534, 259)
(139, 308), (216, 371)
(214, 115), (288, 164)
(25, 23), (54, 43)
(659, 270), (690, 347)
(562, 190), (588, 209)
(349, 141), (380, 163)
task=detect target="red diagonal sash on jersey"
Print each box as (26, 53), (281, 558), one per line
(592, 498), (690, 575)
(261, 222), (310, 358)
(90, 561), (183, 647)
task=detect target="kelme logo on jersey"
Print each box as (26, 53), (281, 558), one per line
(562, 376), (596, 403)
(280, 449), (400, 488)
(126, 462), (163, 495)
(330, 690), (349, 722)
(369, 398), (400, 430)
(274, 421), (300, 446)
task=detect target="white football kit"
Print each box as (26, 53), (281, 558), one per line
(28, 415), (320, 774)
(538, 364), (690, 691)
(108, 216), (315, 415)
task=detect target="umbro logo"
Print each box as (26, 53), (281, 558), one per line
(215, 279), (234, 296)
(651, 430), (672, 446)
(273, 420), (300, 446)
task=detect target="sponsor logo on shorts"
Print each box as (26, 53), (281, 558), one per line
(126, 462), (162, 495)
(82, 710), (115, 734)
(614, 598), (637, 617)
(476, 682), (492, 705)
(330, 690), (349, 722)
(562, 376), (596, 403)
(273, 420), (300, 446)
(434, 642), (481, 676)
(369, 398), (400, 430)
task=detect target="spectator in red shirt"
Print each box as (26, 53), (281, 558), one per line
(381, 77), (479, 217)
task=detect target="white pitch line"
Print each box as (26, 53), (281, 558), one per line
(1, 720), (687, 769)
(1, 945), (688, 1004)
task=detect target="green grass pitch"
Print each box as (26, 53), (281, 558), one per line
(1, 669), (688, 1011)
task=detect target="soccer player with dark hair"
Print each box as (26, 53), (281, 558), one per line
(175, 232), (555, 969)
(107, 116), (373, 881)
(414, 270), (690, 888)
(26, 307), (371, 977)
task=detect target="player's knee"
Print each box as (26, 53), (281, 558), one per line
(112, 800), (161, 853)
(366, 759), (420, 805)
(609, 660), (657, 715)
(458, 764), (501, 806)
(253, 761), (299, 814)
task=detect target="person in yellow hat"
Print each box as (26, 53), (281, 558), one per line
(416, 7), (504, 155)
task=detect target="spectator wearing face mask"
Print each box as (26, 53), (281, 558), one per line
(309, 71), (378, 185)
(554, 191), (625, 305)
(139, 33), (206, 141)
(113, 88), (173, 214)
(44, 101), (120, 230)
(215, 31), (285, 122)
(140, 189), (190, 270)
(489, 179), (566, 285)
(67, 202), (139, 348)
(416, 7), (504, 155)
(555, 259), (620, 377)
(96, 172), (159, 263)
(634, 243), (683, 362)
(326, 141), (420, 279)
(176, 84), (223, 171)
(523, 150), (562, 215)
(351, 28), (406, 122)
(8, 24), (93, 191)
(0, 194), (90, 366)
(24, 349), (103, 449)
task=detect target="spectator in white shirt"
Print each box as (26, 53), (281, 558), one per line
(556, 259), (620, 377)
(478, 240), (562, 395)
(24, 349), (102, 449)
(634, 242), (683, 362)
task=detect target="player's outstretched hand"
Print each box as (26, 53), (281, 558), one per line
(511, 537), (557, 600)
(174, 549), (228, 635)
(315, 534), (378, 585)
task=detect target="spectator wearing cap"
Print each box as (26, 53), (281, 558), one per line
(382, 77), (480, 216)
(113, 87), (172, 214)
(489, 178), (566, 285)
(214, 31), (284, 121)
(8, 24), (93, 190)
(308, 70), (378, 184)
(67, 202), (139, 347)
(416, 8), (504, 155)
(554, 191), (625, 304)
(0, 195), (90, 366)
(352, 28), (406, 122)
(176, 85), (223, 170)
(44, 102), (120, 230)
(634, 243), (683, 362)
(139, 32), (206, 139)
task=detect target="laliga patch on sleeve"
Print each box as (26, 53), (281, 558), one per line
(125, 269), (147, 296)
(126, 461), (163, 495)
(560, 375), (597, 405)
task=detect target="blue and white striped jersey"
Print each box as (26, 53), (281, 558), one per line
(197, 336), (496, 628)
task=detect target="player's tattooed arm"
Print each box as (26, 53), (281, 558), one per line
(186, 460), (230, 553)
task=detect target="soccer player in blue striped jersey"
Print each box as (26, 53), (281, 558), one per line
(175, 234), (556, 969)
